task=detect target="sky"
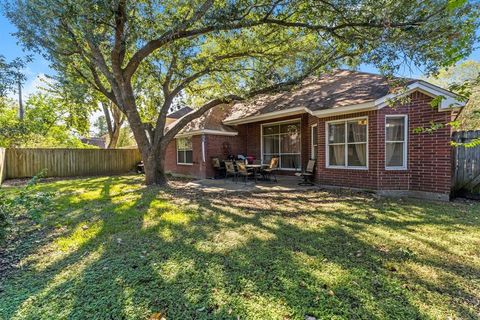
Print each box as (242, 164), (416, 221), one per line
(1, 11), (479, 101)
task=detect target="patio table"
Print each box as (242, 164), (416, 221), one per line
(245, 164), (269, 183)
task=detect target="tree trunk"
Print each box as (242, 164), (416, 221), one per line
(107, 126), (121, 149)
(143, 151), (168, 186)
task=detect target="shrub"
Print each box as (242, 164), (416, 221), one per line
(0, 170), (55, 242)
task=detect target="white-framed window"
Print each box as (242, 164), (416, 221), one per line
(261, 119), (301, 170)
(326, 117), (368, 169)
(311, 123), (318, 160)
(177, 137), (193, 165)
(385, 115), (408, 170)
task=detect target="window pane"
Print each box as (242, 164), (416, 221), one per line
(386, 118), (405, 141)
(280, 132), (300, 153)
(329, 145), (345, 166)
(328, 123), (345, 144)
(177, 137), (192, 150)
(263, 125), (279, 135)
(312, 126), (318, 146)
(280, 155), (301, 169)
(177, 138), (185, 150)
(280, 122), (300, 134)
(312, 146), (317, 160)
(386, 142), (404, 167)
(348, 144), (367, 167)
(348, 120), (367, 143)
(185, 150), (193, 164)
(178, 151), (185, 163)
(263, 135), (279, 154)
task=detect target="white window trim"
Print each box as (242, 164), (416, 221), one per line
(325, 116), (369, 170)
(311, 123), (318, 160)
(176, 137), (193, 166)
(260, 118), (302, 171)
(385, 115), (408, 170)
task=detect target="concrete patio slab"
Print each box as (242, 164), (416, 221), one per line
(183, 176), (319, 193)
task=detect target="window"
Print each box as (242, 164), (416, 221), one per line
(262, 120), (301, 169)
(311, 124), (318, 159)
(177, 137), (193, 165)
(326, 117), (368, 169)
(385, 115), (407, 169)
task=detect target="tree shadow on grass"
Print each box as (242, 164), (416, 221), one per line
(1, 177), (479, 319)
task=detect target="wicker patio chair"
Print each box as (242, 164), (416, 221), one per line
(261, 157), (279, 182)
(295, 159), (316, 186)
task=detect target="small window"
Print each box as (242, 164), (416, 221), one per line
(177, 137), (193, 165)
(311, 124), (318, 159)
(326, 118), (368, 169)
(385, 116), (408, 169)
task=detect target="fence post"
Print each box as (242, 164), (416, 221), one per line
(0, 148), (5, 185)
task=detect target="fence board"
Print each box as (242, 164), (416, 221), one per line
(4, 148), (141, 180)
(453, 131), (480, 197)
(0, 148), (6, 184)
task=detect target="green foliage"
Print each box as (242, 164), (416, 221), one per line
(428, 60), (480, 131)
(11, 170), (55, 221)
(412, 121), (446, 134)
(0, 54), (30, 97)
(0, 170), (55, 242)
(94, 115), (108, 136)
(0, 93), (92, 148)
(4, 0), (479, 123)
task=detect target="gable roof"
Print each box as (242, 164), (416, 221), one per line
(223, 70), (464, 125)
(167, 104), (238, 138)
(167, 106), (193, 119)
(169, 70), (465, 136)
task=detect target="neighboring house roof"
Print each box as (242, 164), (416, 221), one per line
(81, 137), (106, 148)
(167, 107), (193, 119)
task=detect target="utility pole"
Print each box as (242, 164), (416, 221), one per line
(18, 79), (24, 120)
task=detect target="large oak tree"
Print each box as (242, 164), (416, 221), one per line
(5, 0), (478, 185)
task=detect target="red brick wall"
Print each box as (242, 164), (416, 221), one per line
(164, 134), (245, 179)
(203, 134), (245, 178)
(164, 91), (453, 196)
(314, 91), (453, 195)
(165, 135), (203, 178)
(315, 110), (380, 189)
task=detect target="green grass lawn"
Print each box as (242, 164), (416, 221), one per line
(0, 175), (479, 320)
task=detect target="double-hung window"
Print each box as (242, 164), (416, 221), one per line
(327, 117), (368, 169)
(177, 137), (193, 165)
(385, 115), (408, 169)
(262, 120), (301, 169)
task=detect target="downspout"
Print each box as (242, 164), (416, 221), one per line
(201, 134), (206, 163)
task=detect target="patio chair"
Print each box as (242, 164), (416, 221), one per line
(236, 162), (253, 184)
(295, 159), (316, 186)
(211, 157), (225, 179)
(224, 160), (237, 182)
(261, 157), (279, 182)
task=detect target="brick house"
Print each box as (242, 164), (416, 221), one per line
(164, 70), (464, 200)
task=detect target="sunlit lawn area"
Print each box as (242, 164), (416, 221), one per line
(0, 175), (479, 319)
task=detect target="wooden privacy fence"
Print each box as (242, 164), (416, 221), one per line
(1, 148), (141, 181)
(453, 131), (480, 198)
